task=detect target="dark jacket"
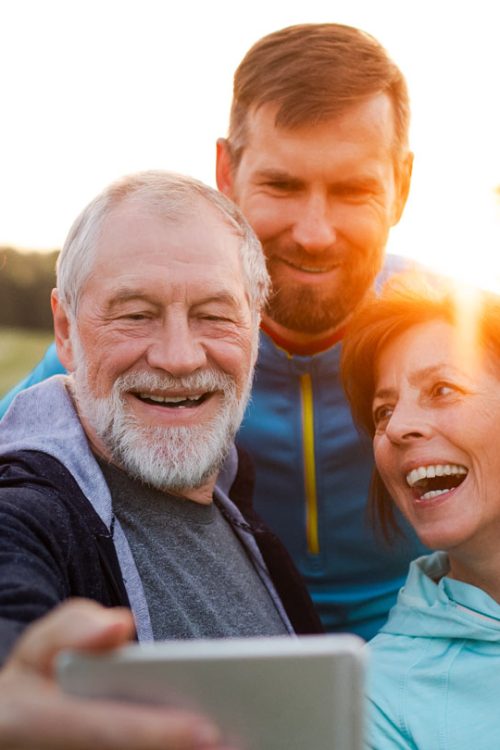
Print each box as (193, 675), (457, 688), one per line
(0, 378), (322, 664)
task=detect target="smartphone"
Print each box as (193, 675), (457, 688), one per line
(58, 633), (366, 750)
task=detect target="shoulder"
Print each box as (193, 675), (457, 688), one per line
(0, 450), (106, 535)
(375, 254), (415, 291)
(0, 343), (65, 418)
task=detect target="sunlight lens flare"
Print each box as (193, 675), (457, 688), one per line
(391, 186), (500, 295)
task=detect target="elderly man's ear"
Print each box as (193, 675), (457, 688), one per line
(51, 289), (76, 372)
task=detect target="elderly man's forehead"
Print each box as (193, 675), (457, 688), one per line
(88, 195), (239, 263)
(103, 193), (237, 234)
(78, 195), (247, 299)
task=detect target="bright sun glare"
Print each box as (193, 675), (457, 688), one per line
(1, 0), (500, 292)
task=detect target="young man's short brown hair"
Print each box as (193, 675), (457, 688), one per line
(228, 23), (410, 166)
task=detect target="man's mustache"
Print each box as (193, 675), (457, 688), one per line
(113, 369), (235, 395)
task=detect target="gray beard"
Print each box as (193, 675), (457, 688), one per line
(72, 366), (251, 493)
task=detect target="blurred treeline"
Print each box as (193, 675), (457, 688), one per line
(0, 247), (58, 331)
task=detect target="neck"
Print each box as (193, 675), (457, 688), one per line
(448, 549), (500, 603)
(168, 481), (216, 505)
(261, 312), (347, 354)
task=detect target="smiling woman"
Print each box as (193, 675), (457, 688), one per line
(341, 274), (500, 750)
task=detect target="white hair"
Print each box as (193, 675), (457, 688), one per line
(56, 170), (270, 320)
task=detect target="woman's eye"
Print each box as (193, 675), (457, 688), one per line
(432, 382), (459, 398)
(373, 404), (394, 428)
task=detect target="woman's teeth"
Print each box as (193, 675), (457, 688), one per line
(406, 464), (468, 500)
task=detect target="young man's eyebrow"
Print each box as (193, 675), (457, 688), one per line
(254, 169), (382, 192)
(254, 168), (303, 185)
(333, 176), (382, 189)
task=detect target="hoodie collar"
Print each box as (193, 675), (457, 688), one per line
(380, 551), (500, 642)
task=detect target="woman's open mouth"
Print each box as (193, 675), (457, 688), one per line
(406, 463), (468, 501)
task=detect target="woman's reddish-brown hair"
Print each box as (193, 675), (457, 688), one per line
(340, 272), (500, 539)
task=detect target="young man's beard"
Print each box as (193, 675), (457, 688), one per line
(71, 352), (252, 494)
(264, 242), (385, 335)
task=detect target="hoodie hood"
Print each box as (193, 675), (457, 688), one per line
(380, 551), (500, 642)
(0, 376), (156, 638)
(0, 376), (114, 525)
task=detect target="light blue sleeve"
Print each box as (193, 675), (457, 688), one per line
(0, 342), (66, 418)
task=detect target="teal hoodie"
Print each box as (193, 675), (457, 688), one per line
(366, 551), (500, 749)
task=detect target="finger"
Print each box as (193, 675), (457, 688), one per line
(2, 689), (225, 750)
(8, 599), (135, 676)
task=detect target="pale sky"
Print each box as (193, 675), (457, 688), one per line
(2, 0), (500, 289)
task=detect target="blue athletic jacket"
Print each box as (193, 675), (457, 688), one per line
(238, 327), (426, 640)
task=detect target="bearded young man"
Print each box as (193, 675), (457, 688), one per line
(0, 24), (427, 639)
(214, 24), (426, 638)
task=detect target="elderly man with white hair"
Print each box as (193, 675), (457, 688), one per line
(0, 170), (320, 749)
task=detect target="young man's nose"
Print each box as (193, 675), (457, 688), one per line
(292, 194), (337, 254)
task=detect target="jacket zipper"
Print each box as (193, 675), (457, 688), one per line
(300, 373), (319, 555)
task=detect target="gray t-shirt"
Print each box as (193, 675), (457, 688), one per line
(98, 459), (289, 640)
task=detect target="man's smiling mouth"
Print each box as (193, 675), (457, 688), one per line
(406, 464), (468, 500)
(133, 392), (212, 408)
(282, 259), (340, 274)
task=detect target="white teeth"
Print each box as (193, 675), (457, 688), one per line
(407, 466), (427, 484)
(139, 393), (202, 404)
(406, 464), (467, 487)
(420, 489), (449, 501)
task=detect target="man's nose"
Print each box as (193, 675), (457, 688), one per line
(292, 193), (336, 254)
(145, 317), (207, 376)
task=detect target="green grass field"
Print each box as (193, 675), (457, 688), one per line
(0, 327), (54, 398)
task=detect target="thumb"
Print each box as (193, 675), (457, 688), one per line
(9, 599), (135, 677)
